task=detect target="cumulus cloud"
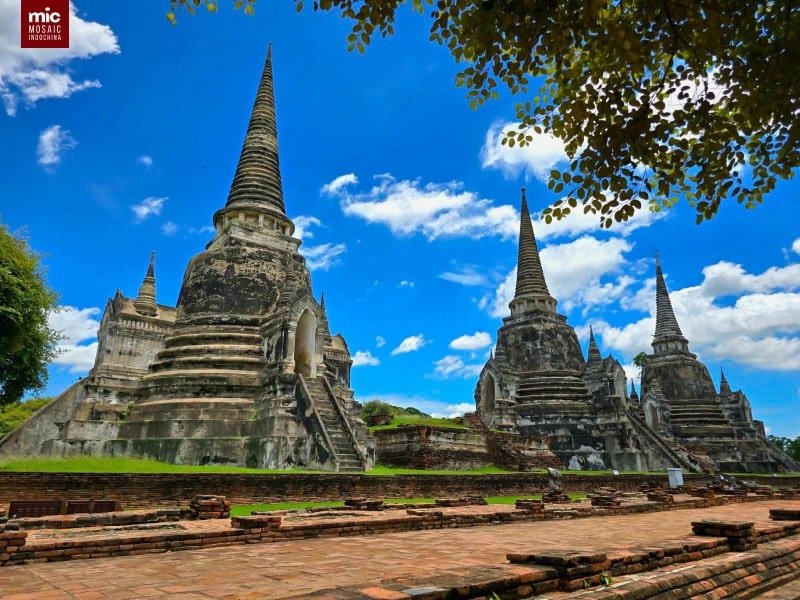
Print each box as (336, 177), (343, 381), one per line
(398, 280), (415, 288)
(480, 121), (569, 182)
(36, 125), (76, 169)
(48, 306), (100, 374)
(321, 173), (358, 195)
(301, 242), (346, 271)
(131, 197), (166, 222)
(333, 174), (519, 241)
(449, 331), (492, 351)
(432, 355), (484, 379)
(328, 172), (659, 243)
(793, 238), (800, 256)
(137, 155), (153, 168)
(292, 215), (321, 241)
(375, 336), (386, 348)
(599, 259), (800, 371)
(482, 235), (634, 317)
(391, 334), (428, 355)
(351, 350), (380, 367)
(0, 0), (120, 116)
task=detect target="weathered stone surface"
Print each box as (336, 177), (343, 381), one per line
(0, 47), (372, 473)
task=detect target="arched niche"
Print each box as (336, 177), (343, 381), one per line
(294, 309), (317, 377)
(480, 374), (496, 416)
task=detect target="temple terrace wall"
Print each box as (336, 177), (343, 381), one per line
(2, 472), (800, 508)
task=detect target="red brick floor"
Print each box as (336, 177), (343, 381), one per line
(0, 500), (797, 599)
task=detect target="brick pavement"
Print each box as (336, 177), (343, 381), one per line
(0, 500), (797, 600)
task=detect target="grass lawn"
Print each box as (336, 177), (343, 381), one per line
(230, 494), (589, 516)
(0, 456), (322, 474)
(369, 415), (468, 432)
(367, 464), (511, 476)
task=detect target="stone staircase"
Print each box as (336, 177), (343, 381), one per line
(626, 409), (703, 473)
(301, 375), (365, 473)
(515, 371), (593, 403)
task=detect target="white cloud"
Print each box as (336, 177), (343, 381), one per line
(301, 242), (346, 271)
(36, 125), (76, 168)
(535, 202), (663, 240)
(391, 334), (428, 355)
(480, 121), (569, 182)
(432, 355), (484, 379)
(321, 173), (358, 195)
(187, 225), (215, 235)
(793, 238), (800, 256)
(449, 331), (492, 351)
(292, 215), (321, 241)
(131, 197), (166, 222)
(161, 221), (178, 236)
(0, 1), (120, 116)
(600, 259), (800, 371)
(138, 155), (153, 168)
(439, 266), (489, 287)
(335, 174), (519, 241)
(48, 306), (100, 374)
(398, 280), (414, 288)
(351, 350), (380, 367)
(482, 235), (633, 317)
(375, 336), (386, 348)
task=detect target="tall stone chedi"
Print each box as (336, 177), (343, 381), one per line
(475, 190), (681, 472)
(0, 47), (373, 472)
(639, 256), (794, 472)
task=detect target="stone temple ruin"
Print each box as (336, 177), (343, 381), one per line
(0, 47), (373, 472)
(0, 47), (794, 475)
(475, 190), (797, 473)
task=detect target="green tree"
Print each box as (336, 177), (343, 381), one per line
(0, 225), (59, 405)
(167, 0), (800, 227)
(768, 435), (800, 461)
(0, 397), (52, 438)
(360, 400), (394, 426)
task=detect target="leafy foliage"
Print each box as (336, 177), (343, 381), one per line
(360, 399), (395, 426)
(167, 0), (800, 226)
(0, 225), (59, 405)
(0, 397), (52, 438)
(768, 435), (800, 461)
(633, 352), (649, 369)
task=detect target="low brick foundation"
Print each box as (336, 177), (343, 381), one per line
(0, 494), (791, 568)
(2, 472), (798, 509)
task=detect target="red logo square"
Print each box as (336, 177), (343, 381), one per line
(21, 0), (70, 48)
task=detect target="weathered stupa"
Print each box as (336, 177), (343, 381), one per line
(475, 190), (796, 473)
(638, 257), (794, 472)
(0, 47), (373, 472)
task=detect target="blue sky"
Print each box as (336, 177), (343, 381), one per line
(1, 1), (799, 436)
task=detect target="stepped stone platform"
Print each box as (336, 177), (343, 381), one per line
(0, 500), (798, 598)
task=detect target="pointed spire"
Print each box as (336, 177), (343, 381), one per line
(719, 368), (732, 396)
(133, 252), (157, 317)
(225, 43), (286, 214)
(489, 348), (494, 361)
(320, 292), (326, 310)
(509, 188), (557, 315)
(630, 380), (639, 401)
(652, 254), (690, 354)
(587, 325), (602, 364)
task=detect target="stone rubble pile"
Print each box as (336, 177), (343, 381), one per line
(189, 495), (231, 520)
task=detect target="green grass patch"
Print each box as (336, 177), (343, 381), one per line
(369, 415), (468, 432)
(367, 464), (511, 476)
(0, 456), (321, 474)
(484, 492), (587, 503)
(230, 501), (344, 516)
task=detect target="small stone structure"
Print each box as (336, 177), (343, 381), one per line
(0, 47), (373, 472)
